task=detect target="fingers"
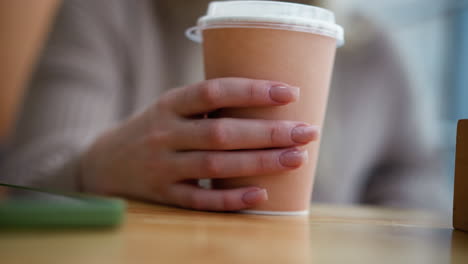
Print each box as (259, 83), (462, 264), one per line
(160, 78), (299, 116)
(170, 148), (308, 179)
(167, 184), (268, 211)
(171, 118), (319, 150)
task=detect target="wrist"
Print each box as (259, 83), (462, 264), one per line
(78, 129), (114, 194)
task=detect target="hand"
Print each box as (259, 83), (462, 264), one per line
(80, 78), (318, 211)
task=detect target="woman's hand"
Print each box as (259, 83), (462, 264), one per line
(80, 78), (318, 211)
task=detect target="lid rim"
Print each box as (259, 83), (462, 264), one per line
(198, 15), (341, 30)
(186, 23), (345, 47)
(196, 16), (344, 45)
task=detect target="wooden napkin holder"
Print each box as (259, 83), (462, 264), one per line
(454, 119), (468, 232)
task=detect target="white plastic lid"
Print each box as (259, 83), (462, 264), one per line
(186, 1), (344, 46)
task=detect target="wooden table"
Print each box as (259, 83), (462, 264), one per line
(1, 200), (467, 264)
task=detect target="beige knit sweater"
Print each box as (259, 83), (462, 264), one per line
(0, 0), (449, 210)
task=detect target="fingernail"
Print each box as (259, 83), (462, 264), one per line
(291, 125), (319, 143)
(269, 85), (300, 103)
(242, 188), (268, 205)
(279, 149), (308, 168)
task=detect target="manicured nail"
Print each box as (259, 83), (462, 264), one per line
(279, 149), (308, 168)
(269, 85), (300, 103)
(242, 188), (268, 205)
(291, 125), (319, 143)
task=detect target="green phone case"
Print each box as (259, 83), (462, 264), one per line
(0, 183), (125, 228)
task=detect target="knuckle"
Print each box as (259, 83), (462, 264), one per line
(247, 80), (264, 103)
(202, 154), (222, 178)
(200, 80), (222, 107)
(156, 92), (173, 112)
(148, 184), (167, 203)
(207, 119), (229, 148)
(144, 152), (170, 177)
(145, 130), (171, 148)
(269, 122), (285, 145)
(189, 193), (205, 210)
(222, 194), (237, 211)
(255, 153), (269, 172)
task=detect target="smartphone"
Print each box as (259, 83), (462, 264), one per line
(0, 183), (125, 228)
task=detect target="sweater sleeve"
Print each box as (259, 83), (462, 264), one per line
(360, 35), (450, 211)
(0, 0), (127, 191)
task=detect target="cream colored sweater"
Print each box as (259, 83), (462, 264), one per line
(0, 0), (449, 210)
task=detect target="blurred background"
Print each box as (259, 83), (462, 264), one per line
(0, 0), (467, 197)
(330, 0), (468, 190)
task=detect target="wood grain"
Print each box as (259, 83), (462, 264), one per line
(0, 200), (463, 264)
(454, 119), (468, 232)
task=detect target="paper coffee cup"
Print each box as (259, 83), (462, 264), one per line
(187, 1), (344, 215)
